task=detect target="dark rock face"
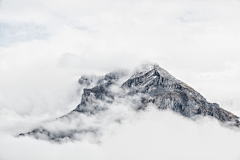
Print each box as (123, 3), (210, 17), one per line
(19, 127), (98, 142)
(121, 65), (239, 125)
(73, 64), (239, 126)
(73, 70), (127, 113)
(19, 63), (240, 141)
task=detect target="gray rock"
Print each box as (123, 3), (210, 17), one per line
(19, 63), (240, 141)
(74, 70), (127, 113)
(121, 64), (239, 125)
(75, 63), (239, 126)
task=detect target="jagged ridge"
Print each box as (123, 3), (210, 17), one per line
(19, 63), (240, 141)
(74, 64), (239, 125)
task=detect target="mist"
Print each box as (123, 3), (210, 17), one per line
(1, 0), (240, 159)
(1, 108), (240, 160)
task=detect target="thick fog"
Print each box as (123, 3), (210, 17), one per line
(1, 0), (240, 159)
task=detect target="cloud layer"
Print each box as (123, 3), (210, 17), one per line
(1, 108), (240, 160)
(1, 0), (240, 159)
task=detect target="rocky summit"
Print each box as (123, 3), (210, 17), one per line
(20, 63), (240, 141)
(74, 64), (239, 125)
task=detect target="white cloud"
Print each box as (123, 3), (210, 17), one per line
(1, 0), (240, 159)
(1, 108), (240, 160)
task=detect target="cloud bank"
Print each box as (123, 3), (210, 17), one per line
(1, 0), (240, 159)
(1, 108), (240, 160)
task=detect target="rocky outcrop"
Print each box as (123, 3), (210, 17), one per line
(73, 64), (239, 126)
(73, 70), (126, 113)
(19, 63), (240, 141)
(121, 65), (239, 125)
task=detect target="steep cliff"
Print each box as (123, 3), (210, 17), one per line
(19, 63), (240, 141)
(73, 64), (239, 126)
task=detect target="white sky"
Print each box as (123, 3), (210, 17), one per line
(0, 0), (240, 159)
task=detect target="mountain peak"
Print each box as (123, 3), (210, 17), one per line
(76, 63), (239, 125)
(19, 63), (240, 141)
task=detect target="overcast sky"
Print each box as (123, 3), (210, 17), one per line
(1, 0), (240, 159)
